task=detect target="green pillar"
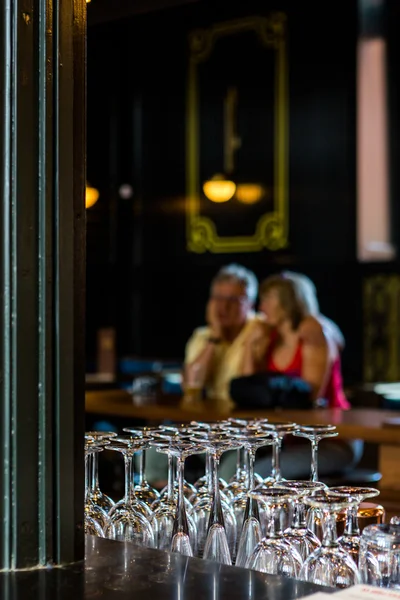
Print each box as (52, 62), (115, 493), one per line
(0, 0), (86, 569)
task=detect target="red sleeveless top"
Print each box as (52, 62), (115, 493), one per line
(266, 334), (350, 410)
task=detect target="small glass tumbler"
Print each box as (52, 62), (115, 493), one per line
(359, 523), (400, 589)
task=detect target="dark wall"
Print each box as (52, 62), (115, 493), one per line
(86, 0), (395, 384)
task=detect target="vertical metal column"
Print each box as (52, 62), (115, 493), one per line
(0, 0), (86, 569)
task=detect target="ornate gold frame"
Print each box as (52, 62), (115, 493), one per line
(186, 14), (288, 253)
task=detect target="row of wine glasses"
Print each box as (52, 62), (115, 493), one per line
(84, 419), (396, 589)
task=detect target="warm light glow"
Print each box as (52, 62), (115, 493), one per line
(203, 174), (236, 203)
(85, 185), (99, 209)
(235, 184), (264, 205)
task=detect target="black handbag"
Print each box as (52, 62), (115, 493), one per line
(230, 372), (313, 409)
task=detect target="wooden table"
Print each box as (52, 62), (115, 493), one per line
(85, 389), (400, 491)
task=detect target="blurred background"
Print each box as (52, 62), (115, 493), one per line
(85, 0), (400, 406)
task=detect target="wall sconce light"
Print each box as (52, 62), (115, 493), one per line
(85, 184), (99, 208)
(235, 184), (264, 205)
(203, 87), (241, 204)
(203, 174), (236, 203)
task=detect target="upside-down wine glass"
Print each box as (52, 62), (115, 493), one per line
(275, 480), (326, 560)
(327, 485), (380, 565)
(84, 435), (110, 535)
(150, 428), (196, 513)
(168, 439), (204, 556)
(192, 430), (242, 565)
(190, 421), (231, 495)
(123, 426), (160, 507)
(104, 439), (154, 547)
(300, 492), (361, 588)
(156, 425), (197, 501)
(245, 487), (303, 577)
(189, 443), (237, 559)
(149, 439), (198, 553)
(85, 431), (117, 513)
(293, 424), (338, 482)
(225, 419), (265, 495)
(235, 429), (275, 567)
(261, 422), (297, 484)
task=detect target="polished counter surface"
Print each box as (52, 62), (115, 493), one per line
(85, 389), (400, 445)
(0, 536), (334, 599)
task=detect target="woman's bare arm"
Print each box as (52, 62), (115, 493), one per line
(299, 319), (331, 399)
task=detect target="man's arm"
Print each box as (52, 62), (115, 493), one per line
(183, 333), (219, 389)
(183, 298), (223, 389)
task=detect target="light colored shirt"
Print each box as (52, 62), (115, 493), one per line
(184, 315), (262, 408)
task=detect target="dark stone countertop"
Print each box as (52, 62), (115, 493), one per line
(0, 536), (335, 599)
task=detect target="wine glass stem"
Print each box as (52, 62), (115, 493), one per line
(84, 452), (91, 501)
(206, 452), (211, 489)
(138, 450), (146, 486)
(209, 451), (224, 528)
(172, 453), (177, 483)
(91, 451), (100, 493)
(167, 453), (174, 503)
(272, 436), (283, 481)
(235, 448), (241, 480)
(345, 504), (360, 536)
(87, 451), (94, 494)
(124, 454), (133, 504)
(173, 455), (190, 536)
(245, 446), (259, 522)
(310, 439), (319, 482)
(293, 500), (306, 528)
(247, 447), (255, 491)
(267, 505), (279, 538)
(322, 509), (338, 547)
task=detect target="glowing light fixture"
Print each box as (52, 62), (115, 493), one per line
(235, 184), (264, 205)
(203, 87), (241, 204)
(85, 184), (99, 209)
(203, 174), (236, 203)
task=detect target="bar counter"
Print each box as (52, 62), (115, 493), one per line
(1, 536), (334, 599)
(85, 389), (400, 445)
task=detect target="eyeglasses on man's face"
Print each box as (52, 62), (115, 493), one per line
(210, 294), (248, 305)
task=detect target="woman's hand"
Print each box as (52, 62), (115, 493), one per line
(240, 319), (271, 376)
(245, 320), (270, 347)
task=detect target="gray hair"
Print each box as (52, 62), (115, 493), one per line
(211, 264), (258, 304)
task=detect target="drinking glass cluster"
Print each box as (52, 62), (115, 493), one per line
(84, 420), (383, 589)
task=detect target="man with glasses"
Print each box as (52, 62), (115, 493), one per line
(184, 264), (261, 409)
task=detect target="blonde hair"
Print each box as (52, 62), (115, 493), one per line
(260, 271), (319, 329)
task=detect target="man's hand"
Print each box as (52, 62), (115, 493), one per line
(206, 299), (222, 338)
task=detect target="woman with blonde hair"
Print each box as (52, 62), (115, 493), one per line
(241, 271), (349, 409)
(221, 271), (364, 482)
